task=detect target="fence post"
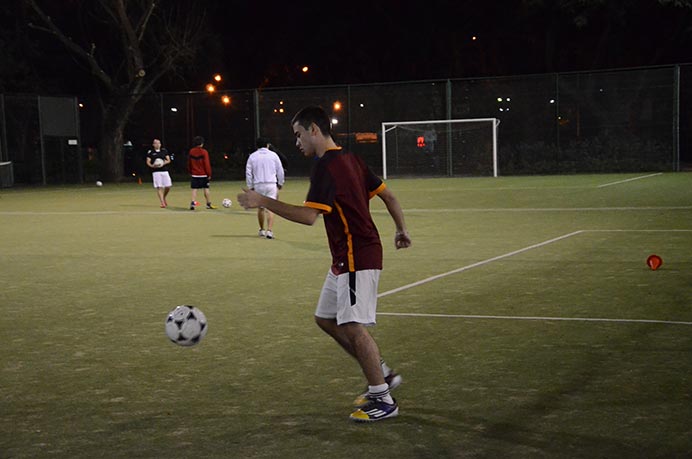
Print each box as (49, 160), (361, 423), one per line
(446, 79), (453, 176)
(254, 89), (260, 139)
(673, 65), (680, 172)
(37, 95), (46, 185)
(0, 95), (6, 162)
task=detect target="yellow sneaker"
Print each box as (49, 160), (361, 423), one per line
(350, 398), (399, 422)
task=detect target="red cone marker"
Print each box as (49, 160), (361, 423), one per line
(646, 254), (662, 271)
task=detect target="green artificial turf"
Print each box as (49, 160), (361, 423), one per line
(1, 173), (690, 458)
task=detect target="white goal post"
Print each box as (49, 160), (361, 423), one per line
(381, 118), (500, 179)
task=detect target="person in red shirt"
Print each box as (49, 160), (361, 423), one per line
(187, 136), (216, 210)
(237, 106), (411, 422)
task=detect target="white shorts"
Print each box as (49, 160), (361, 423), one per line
(252, 183), (278, 200)
(315, 269), (381, 325)
(152, 171), (172, 188)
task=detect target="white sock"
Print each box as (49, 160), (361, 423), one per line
(369, 383), (394, 404)
(380, 359), (392, 378)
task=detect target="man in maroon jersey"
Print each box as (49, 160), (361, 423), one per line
(238, 106), (411, 422)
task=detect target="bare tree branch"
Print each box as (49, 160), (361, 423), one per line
(26, 0), (114, 91)
(113, 0), (145, 79)
(24, 0), (208, 181)
(136, 0), (157, 44)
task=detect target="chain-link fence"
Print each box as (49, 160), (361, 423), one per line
(0, 95), (81, 185)
(2, 64), (689, 184)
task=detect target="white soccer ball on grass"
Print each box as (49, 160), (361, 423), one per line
(222, 198), (232, 208)
(165, 305), (208, 347)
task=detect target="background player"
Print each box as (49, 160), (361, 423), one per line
(145, 138), (172, 208)
(187, 136), (216, 210)
(245, 137), (285, 239)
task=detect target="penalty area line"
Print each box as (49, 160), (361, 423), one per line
(377, 312), (692, 326)
(378, 230), (584, 298)
(597, 173), (662, 188)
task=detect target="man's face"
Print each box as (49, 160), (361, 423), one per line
(292, 122), (314, 157)
(152, 139), (161, 150)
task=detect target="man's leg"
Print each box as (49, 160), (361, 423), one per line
(190, 188), (198, 209)
(315, 317), (385, 385)
(315, 316), (356, 357)
(314, 272), (399, 421)
(340, 322), (386, 386)
(334, 321), (397, 421)
(156, 187), (165, 206)
(257, 208), (266, 230)
(267, 210), (275, 231)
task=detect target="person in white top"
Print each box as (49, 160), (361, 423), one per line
(245, 137), (285, 239)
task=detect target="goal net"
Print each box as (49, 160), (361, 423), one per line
(381, 118), (499, 179)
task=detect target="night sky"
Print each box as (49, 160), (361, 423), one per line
(3, 1), (691, 93)
(199, 0), (692, 90)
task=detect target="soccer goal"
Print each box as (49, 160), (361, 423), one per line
(381, 118), (500, 179)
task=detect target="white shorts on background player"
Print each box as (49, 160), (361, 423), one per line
(252, 183), (278, 199)
(315, 269), (381, 326)
(152, 171), (172, 188)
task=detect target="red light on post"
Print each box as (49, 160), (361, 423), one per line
(417, 136), (426, 148)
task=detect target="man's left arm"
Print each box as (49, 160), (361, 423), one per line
(205, 150), (212, 179)
(275, 154), (285, 189)
(377, 187), (411, 249)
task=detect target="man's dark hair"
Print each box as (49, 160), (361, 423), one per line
(256, 137), (270, 149)
(291, 106), (332, 137)
(192, 136), (204, 147)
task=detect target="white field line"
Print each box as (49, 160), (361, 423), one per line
(587, 229), (692, 233)
(378, 228), (692, 325)
(375, 206), (692, 213)
(377, 312), (692, 326)
(597, 172), (663, 188)
(3, 205), (691, 216)
(378, 230), (584, 298)
(0, 210), (239, 216)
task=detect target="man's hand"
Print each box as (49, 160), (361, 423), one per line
(394, 230), (411, 249)
(237, 187), (263, 209)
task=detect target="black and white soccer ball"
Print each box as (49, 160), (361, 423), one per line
(165, 305), (208, 346)
(222, 198), (232, 208)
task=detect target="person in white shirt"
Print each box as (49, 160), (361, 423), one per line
(245, 137), (285, 239)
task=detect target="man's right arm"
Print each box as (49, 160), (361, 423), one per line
(245, 157), (253, 188)
(237, 188), (320, 226)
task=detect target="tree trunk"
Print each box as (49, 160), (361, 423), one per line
(97, 95), (138, 182)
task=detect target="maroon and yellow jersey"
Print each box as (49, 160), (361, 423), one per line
(304, 148), (386, 274)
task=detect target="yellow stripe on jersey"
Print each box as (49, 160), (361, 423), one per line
(369, 182), (387, 199)
(305, 201), (332, 214)
(334, 201), (355, 271)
